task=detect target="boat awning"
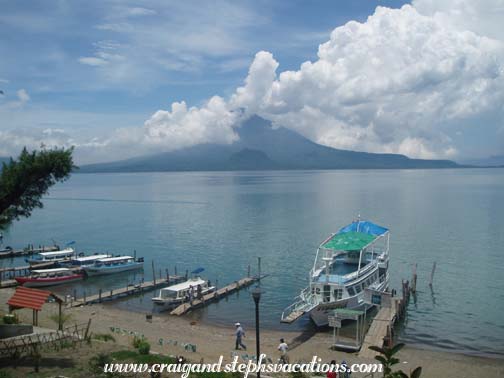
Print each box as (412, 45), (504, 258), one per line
(322, 231), (376, 251)
(338, 220), (388, 236)
(7, 286), (62, 311)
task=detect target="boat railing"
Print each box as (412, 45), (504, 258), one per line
(344, 260), (377, 282)
(281, 287), (318, 322)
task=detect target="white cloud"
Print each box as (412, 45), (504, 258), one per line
(78, 56), (108, 66)
(16, 89), (30, 103)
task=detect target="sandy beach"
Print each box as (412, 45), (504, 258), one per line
(1, 287), (503, 378)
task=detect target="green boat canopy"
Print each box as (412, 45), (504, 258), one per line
(322, 231), (376, 251)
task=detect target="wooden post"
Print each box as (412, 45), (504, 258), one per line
(411, 263), (417, 293)
(99, 289), (102, 303)
(152, 260), (156, 285)
(247, 264), (250, 278)
(73, 289), (77, 300)
(166, 268), (169, 282)
(175, 265), (177, 276)
(159, 269), (162, 281)
(134, 249), (137, 260)
(185, 269), (188, 280)
(58, 302), (63, 330)
(84, 318), (92, 340)
(83, 290), (86, 304)
(429, 262), (437, 287)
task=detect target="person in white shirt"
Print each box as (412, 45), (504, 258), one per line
(277, 338), (289, 363)
(235, 323), (246, 350)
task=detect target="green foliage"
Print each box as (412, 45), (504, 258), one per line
(49, 312), (73, 327)
(89, 352), (114, 377)
(3, 313), (19, 324)
(137, 341), (151, 355)
(92, 333), (116, 342)
(132, 335), (145, 348)
(370, 343), (423, 378)
(110, 349), (175, 364)
(0, 370), (13, 378)
(0, 146), (75, 229)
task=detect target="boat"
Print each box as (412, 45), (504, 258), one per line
(64, 253), (112, 267)
(15, 268), (84, 287)
(83, 255), (143, 276)
(281, 219), (390, 326)
(25, 248), (76, 265)
(152, 276), (215, 307)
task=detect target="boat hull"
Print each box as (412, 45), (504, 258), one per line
(84, 263), (143, 276)
(308, 279), (388, 327)
(15, 274), (84, 288)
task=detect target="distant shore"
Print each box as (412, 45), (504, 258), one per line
(1, 287), (503, 377)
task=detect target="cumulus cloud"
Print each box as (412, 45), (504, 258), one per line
(134, 0), (504, 159)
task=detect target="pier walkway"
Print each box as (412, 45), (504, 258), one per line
(69, 276), (184, 307)
(170, 275), (264, 316)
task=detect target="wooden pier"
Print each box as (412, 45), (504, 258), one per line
(358, 280), (411, 359)
(0, 245), (59, 259)
(0, 262), (62, 288)
(69, 276), (184, 307)
(170, 275), (264, 316)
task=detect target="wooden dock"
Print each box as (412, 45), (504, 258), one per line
(0, 245), (59, 259)
(358, 281), (410, 359)
(69, 276), (184, 307)
(170, 275), (264, 316)
(0, 262), (62, 288)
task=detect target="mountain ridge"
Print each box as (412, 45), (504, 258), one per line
(78, 115), (462, 172)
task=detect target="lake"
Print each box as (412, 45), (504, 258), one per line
(1, 169), (503, 357)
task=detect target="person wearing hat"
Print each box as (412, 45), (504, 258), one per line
(234, 323), (246, 350)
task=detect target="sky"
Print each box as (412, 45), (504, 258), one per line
(0, 0), (503, 164)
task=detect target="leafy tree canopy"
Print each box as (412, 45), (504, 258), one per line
(0, 147), (75, 229)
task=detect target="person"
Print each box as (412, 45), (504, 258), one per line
(234, 323), (246, 350)
(340, 360), (351, 378)
(197, 284), (202, 299)
(326, 360), (338, 378)
(188, 285), (194, 305)
(277, 338), (289, 363)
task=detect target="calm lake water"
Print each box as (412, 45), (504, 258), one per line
(2, 169), (503, 357)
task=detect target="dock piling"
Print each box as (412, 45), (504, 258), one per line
(429, 261), (437, 287)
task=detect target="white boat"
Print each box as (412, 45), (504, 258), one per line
(25, 248), (76, 265)
(83, 255), (143, 276)
(152, 277), (215, 306)
(16, 268), (84, 287)
(66, 253), (112, 267)
(281, 219), (390, 326)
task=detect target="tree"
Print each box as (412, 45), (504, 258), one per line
(369, 343), (422, 378)
(0, 147), (75, 229)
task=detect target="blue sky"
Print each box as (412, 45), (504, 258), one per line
(1, 0), (503, 163)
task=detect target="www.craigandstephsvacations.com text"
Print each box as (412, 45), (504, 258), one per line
(103, 355), (383, 377)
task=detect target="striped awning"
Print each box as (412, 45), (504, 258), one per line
(7, 286), (61, 311)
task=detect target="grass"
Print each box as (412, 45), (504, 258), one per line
(92, 333), (116, 343)
(110, 349), (176, 365)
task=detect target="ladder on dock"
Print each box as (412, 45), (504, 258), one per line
(170, 276), (262, 316)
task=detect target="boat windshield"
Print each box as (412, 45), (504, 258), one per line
(161, 290), (177, 298)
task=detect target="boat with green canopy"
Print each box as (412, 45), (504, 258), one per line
(281, 218), (390, 326)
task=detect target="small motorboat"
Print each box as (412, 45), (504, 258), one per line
(152, 276), (215, 307)
(15, 268), (84, 287)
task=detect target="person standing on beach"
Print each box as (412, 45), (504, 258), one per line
(327, 360), (338, 378)
(277, 338), (289, 363)
(234, 323), (246, 350)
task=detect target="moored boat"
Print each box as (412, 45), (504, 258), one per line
(25, 248), (76, 265)
(64, 253), (112, 267)
(15, 268), (84, 287)
(152, 276), (215, 307)
(281, 218), (390, 326)
(83, 255), (143, 276)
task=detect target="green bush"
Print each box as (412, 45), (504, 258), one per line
(2, 314), (18, 324)
(137, 341), (150, 355)
(132, 335), (144, 348)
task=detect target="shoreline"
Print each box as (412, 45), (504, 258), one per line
(1, 287), (504, 377)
